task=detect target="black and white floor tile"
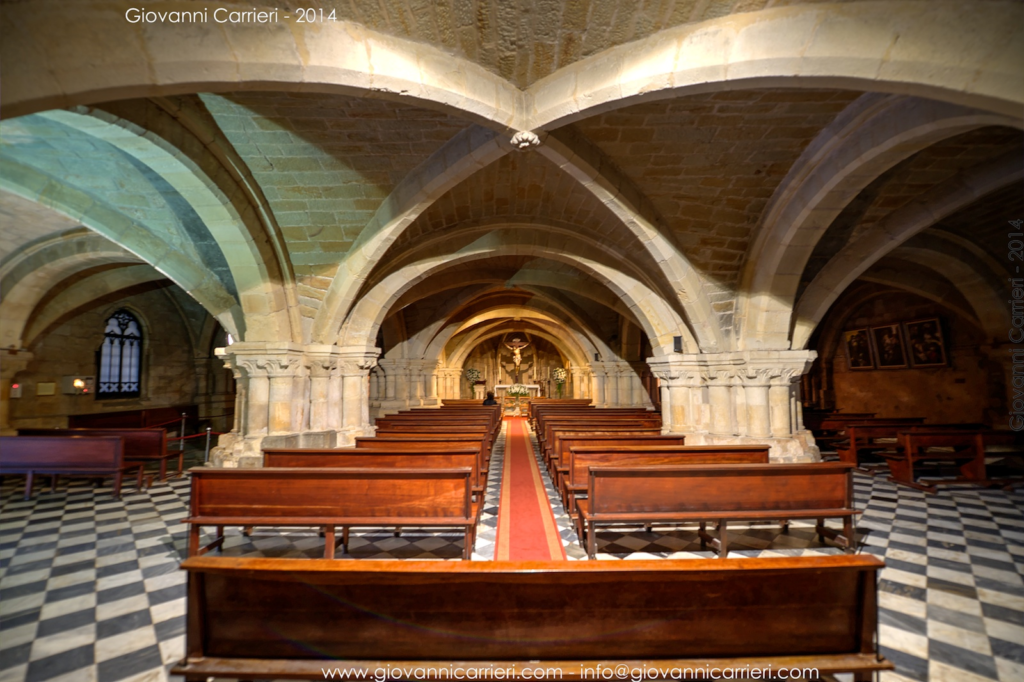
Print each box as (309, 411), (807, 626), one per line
(522, 425), (1024, 682)
(1, 424), (1021, 682)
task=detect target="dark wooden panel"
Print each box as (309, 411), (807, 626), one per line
(179, 555), (882, 662)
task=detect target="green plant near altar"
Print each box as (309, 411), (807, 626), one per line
(463, 367), (481, 385)
(506, 383), (530, 397)
(551, 367), (567, 398)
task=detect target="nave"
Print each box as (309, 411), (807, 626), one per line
(1, 417), (1022, 682)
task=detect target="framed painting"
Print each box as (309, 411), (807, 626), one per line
(871, 324), (908, 369)
(843, 329), (874, 370)
(904, 318), (947, 367)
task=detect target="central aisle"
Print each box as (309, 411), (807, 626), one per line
(494, 417), (567, 561)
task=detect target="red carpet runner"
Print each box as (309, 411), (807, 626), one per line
(494, 417), (566, 561)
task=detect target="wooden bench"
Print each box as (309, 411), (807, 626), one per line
(186, 467), (478, 560)
(18, 427), (181, 481)
(171, 554), (891, 682)
(263, 447), (487, 498)
(577, 462), (858, 559)
(546, 427), (668, 477)
(884, 428), (988, 492)
(373, 424), (493, 450)
(538, 415), (662, 460)
(562, 444), (768, 512)
(0, 435), (143, 499)
(834, 419), (927, 468)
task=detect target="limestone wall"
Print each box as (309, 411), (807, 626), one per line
(7, 287), (200, 429)
(825, 293), (1002, 425)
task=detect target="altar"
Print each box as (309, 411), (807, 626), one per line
(494, 384), (542, 397)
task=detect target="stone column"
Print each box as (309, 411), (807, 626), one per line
(649, 357), (701, 434)
(590, 363), (608, 406)
(426, 361), (440, 404)
(264, 356), (304, 434)
(338, 348), (380, 445)
(742, 370), (773, 439)
(307, 355), (335, 433)
(769, 372), (798, 439)
(570, 368), (585, 399)
(0, 349), (33, 435)
(707, 371), (735, 436)
(239, 358), (270, 438)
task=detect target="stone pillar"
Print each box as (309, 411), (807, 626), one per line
(0, 349), (33, 435)
(707, 371), (735, 436)
(590, 363), (608, 406)
(338, 348), (380, 445)
(570, 368), (585, 399)
(307, 355), (335, 432)
(742, 372), (772, 439)
(426, 362), (440, 403)
(210, 343), (381, 466)
(770, 375), (796, 439)
(649, 351), (817, 460)
(615, 365), (631, 407)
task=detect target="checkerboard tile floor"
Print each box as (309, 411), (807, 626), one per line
(1, 421), (1021, 682)
(522, 425), (1024, 682)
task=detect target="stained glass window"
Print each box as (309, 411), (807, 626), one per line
(97, 310), (142, 399)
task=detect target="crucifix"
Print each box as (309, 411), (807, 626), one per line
(503, 336), (531, 383)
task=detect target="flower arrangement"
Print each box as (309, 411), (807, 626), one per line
(463, 368), (482, 384)
(506, 383), (530, 397)
(552, 367), (567, 397)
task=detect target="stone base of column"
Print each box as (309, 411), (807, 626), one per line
(376, 399), (412, 417)
(211, 429), (369, 467)
(679, 430), (820, 463)
(335, 425), (378, 447)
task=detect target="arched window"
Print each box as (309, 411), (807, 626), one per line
(97, 309), (142, 399)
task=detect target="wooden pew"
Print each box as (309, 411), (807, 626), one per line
(885, 427), (993, 492)
(562, 444), (768, 512)
(532, 406), (657, 432)
(171, 554), (892, 681)
(263, 447), (487, 498)
(526, 397), (591, 419)
(576, 462), (858, 559)
(18, 427), (181, 481)
(836, 419), (928, 470)
(373, 424), (494, 451)
(538, 415), (662, 462)
(546, 427), (666, 477)
(355, 434), (491, 466)
(185, 467), (477, 560)
(407, 407), (502, 435)
(0, 435), (143, 499)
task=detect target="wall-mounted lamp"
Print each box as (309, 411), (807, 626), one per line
(61, 376), (94, 395)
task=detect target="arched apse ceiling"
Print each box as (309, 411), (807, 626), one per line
(1, 0), (1021, 368)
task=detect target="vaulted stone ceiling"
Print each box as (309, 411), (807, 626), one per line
(1, 0), (1022, 371)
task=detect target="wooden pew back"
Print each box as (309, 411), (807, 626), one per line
(1, 435), (125, 470)
(172, 554), (889, 679)
(567, 445), (768, 499)
(17, 428), (175, 477)
(541, 416), (662, 454)
(262, 448), (484, 489)
(589, 462), (853, 516)
(189, 467), (473, 521)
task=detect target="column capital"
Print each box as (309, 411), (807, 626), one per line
(338, 347), (380, 375)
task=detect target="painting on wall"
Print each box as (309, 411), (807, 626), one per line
(904, 318), (947, 367)
(843, 329), (874, 370)
(871, 324), (908, 369)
